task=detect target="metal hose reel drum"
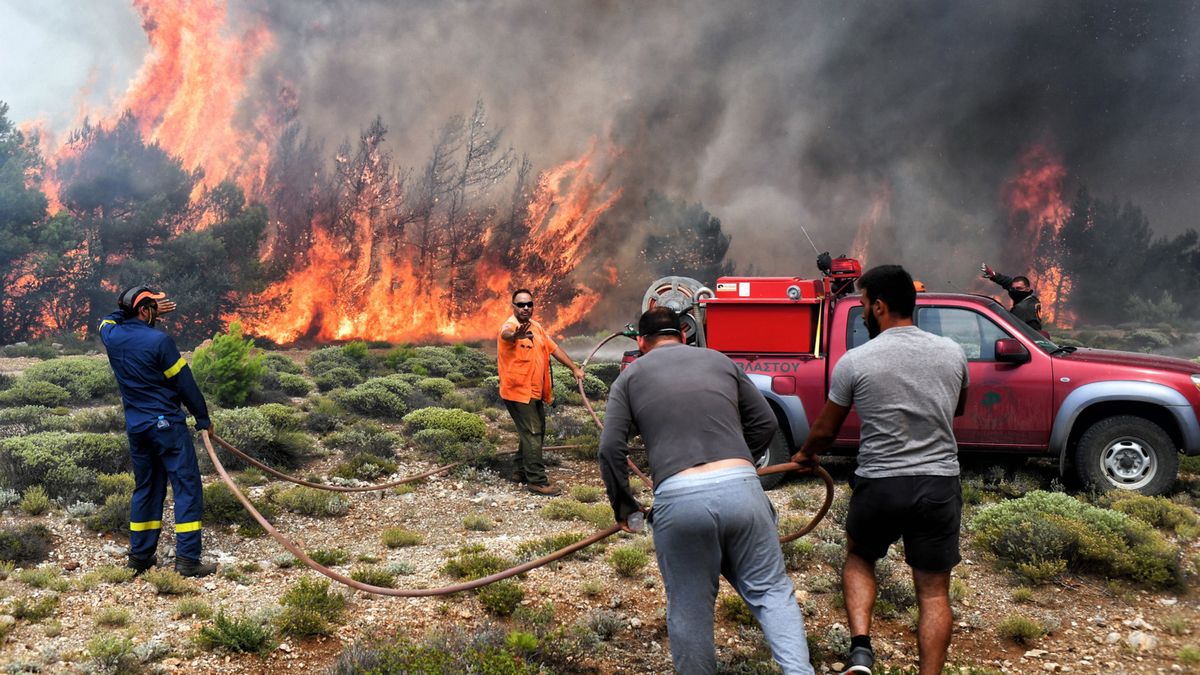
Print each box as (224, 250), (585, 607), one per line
(641, 276), (714, 346)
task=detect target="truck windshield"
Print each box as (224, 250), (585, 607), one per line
(984, 298), (1059, 353)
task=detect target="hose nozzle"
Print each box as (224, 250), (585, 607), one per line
(621, 324), (639, 338)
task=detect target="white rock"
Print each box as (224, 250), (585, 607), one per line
(1025, 649), (1048, 658)
(1158, 598), (1178, 606)
(1042, 663), (1059, 672)
(1127, 630), (1158, 652)
(629, 617), (642, 628)
(1105, 632), (1121, 644)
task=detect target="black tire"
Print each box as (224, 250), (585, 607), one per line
(756, 425), (792, 490)
(1074, 415), (1178, 496)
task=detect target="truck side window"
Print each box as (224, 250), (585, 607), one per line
(846, 306), (870, 350)
(916, 307), (1008, 361)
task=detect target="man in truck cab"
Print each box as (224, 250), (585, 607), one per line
(980, 263), (1043, 330)
(794, 265), (968, 675)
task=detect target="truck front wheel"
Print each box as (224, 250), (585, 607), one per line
(756, 427), (791, 490)
(1074, 415), (1178, 496)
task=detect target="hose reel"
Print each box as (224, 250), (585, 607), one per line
(641, 276), (713, 346)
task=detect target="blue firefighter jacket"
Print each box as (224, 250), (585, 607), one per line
(98, 311), (210, 433)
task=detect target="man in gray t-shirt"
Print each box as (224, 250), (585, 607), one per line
(796, 265), (967, 675)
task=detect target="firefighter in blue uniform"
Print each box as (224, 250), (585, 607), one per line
(99, 286), (217, 578)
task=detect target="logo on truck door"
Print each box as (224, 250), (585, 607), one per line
(732, 359), (803, 374)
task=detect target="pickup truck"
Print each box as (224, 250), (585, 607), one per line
(640, 272), (1200, 496)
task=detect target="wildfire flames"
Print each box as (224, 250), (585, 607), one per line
(1005, 143), (1074, 327)
(32, 0), (618, 343)
(253, 149), (621, 343)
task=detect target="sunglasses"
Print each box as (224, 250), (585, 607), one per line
(513, 302), (534, 309)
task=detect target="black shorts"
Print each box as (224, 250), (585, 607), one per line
(845, 474), (962, 572)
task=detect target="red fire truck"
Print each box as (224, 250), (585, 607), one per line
(638, 259), (1200, 495)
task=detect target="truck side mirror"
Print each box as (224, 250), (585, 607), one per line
(995, 338), (1030, 364)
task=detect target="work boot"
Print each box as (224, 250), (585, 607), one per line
(126, 554), (157, 576)
(175, 557), (218, 578)
(841, 645), (874, 674)
(525, 483), (562, 496)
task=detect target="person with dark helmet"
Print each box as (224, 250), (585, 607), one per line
(980, 264), (1043, 330)
(99, 286), (217, 578)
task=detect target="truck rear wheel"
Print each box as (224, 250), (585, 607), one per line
(756, 427), (791, 490)
(1074, 415), (1178, 496)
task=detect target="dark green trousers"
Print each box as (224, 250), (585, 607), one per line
(503, 398), (548, 486)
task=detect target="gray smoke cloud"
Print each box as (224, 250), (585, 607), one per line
(8, 0), (1200, 300)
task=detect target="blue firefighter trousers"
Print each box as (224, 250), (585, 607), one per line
(652, 465), (814, 675)
(128, 422), (204, 561)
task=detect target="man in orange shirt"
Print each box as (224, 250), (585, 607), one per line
(498, 288), (585, 495)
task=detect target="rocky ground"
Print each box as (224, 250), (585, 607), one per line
(0, 351), (1198, 674)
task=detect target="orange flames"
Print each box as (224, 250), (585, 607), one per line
(35, 0), (273, 210)
(848, 184), (891, 267)
(1005, 143), (1074, 327)
(28, 0), (616, 343)
(250, 148), (621, 343)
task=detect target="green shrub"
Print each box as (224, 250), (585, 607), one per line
(1011, 586), (1035, 603)
(86, 633), (138, 672)
(192, 322), (266, 407)
(1017, 558), (1068, 585)
(0, 405), (57, 427)
(281, 576), (346, 618)
(0, 432), (128, 500)
(569, 485), (604, 503)
(174, 598), (212, 620)
(306, 347), (361, 376)
(515, 532), (591, 562)
(971, 490), (1182, 588)
(276, 372), (314, 396)
(330, 634), (538, 674)
(996, 614), (1045, 644)
(19, 485), (51, 515)
(323, 420), (401, 457)
(0, 342), (59, 359)
(443, 547), (510, 580)
(0, 379), (70, 407)
(608, 546), (650, 577)
(403, 407), (487, 441)
(304, 397), (346, 433)
(315, 366), (364, 392)
(276, 606), (331, 638)
(463, 514), (494, 531)
(382, 528), (423, 548)
(15, 566), (68, 590)
(272, 486), (350, 517)
(143, 569), (197, 595)
(22, 357), (116, 401)
(98, 471), (135, 496)
(262, 353), (302, 374)
(83, 493), (131, 535)
(400, 346), (457, 377)
(541, 498), (613, 529)
(77, 566), (137, 588)
(308, 548), (350, 566)
(417, 377), (456, 399)
(350, 565), (397, 588)
(1108, 494), (1200, 539)
(411, 427), (463, 458)
(335, 380), (408, 419)
(1179, 646), (1200, 666)
(719, 594), (757, 626)
(0, 524), (53, 563)
(257, 403), (302, 431)
(205, 407), (309, 471)
(203, 481), (276, 536)
(585, 362), (621, 386)
(197, 611), (276, 654)
(9, 593), (59, 622)
(479, 580), (524, 616)
(73, 406), (125, 433)
(95, 606), (131, 627)
(332, 452), (398, 481)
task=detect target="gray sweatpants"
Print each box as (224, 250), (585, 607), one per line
(652, 466), (814, 674)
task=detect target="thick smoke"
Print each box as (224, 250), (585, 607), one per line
(11, 1), (1200, 322)
(236, 0), (1200, 292)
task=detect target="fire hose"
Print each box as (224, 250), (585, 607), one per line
(201, 332), (834, 596)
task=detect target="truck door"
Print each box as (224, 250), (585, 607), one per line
(915, 306), (1053, 448)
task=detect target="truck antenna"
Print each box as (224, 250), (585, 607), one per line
(799, 224), (822, 256)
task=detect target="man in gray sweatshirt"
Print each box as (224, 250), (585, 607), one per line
(600, 307), (814, 675)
